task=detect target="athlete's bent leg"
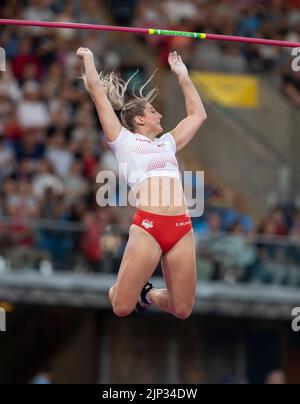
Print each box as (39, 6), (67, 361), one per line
(148, 230), (196, 320)
(110, 225), (162, 317)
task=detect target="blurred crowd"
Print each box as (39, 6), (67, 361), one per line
(194, 172), (300, 286)
(0, 0), (300, 282)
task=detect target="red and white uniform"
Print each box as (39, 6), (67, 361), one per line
(108, 127), (192, 252)
(108, 127), (181, 189)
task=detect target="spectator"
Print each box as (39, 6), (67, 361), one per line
(22, 0), (55, 36)
(64, 160), (89, 203)
(46, 130), (74, 179)
(17, 81), (50, 129)
(32, 158), (64, 199)
(0, 85), (14, 123)
(2, 109), (24, 143)
(0, 132), (15, 180)
(106, 0), (138, 25)
(268, 207), (289, 236)
(30, 365), (53, 384)
(14, 128), (45, 163)
(6, 179), (40, 218)
(12, 36), (42, 83)
(223, 194), (255, 234)
(163, 0), (198, 24)
(264, 369), (287, 384)
(0, 62), (22, 102)
(80, 210), (103, 271)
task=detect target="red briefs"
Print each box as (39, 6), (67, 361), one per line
(132, 209), (192, 253)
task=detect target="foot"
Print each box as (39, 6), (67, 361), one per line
(135, 282), (153, 313)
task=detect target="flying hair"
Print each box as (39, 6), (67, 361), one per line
(82, 70), (159, 131)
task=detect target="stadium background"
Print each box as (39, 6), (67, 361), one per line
(0, 0), (300, 384)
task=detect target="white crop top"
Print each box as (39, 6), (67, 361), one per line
(107, 127), (181, 189)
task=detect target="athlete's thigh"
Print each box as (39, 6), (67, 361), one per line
(113, 225), (162, 306)
(161, 230), (196, 308)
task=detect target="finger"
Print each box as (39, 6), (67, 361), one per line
(168, 53), (175, 65)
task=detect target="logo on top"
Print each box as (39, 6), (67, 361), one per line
(136, 138), (152, 143)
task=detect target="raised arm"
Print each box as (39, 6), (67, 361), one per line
(76, 47), (122, 142)
(169, 52), (207, 152)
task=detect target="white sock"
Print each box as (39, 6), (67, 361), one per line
(138, 300), (149, 308)
(145, 291), (152, 305)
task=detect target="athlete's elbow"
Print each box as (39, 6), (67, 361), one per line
(193, 112), (207, 128)
(199, 111), (207, 124)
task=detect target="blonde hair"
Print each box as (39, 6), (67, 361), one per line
(82, 70), (158, 132)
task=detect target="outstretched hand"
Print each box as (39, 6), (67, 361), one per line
(168, 52), (189, 78)
(76, 47), (94, 60)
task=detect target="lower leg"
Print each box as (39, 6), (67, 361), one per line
(148, 288), (174, 315)
(112, 283), (179, 317)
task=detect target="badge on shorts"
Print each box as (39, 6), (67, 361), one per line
(142, 219), (154, 230)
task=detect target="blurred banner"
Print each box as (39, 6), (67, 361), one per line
(191, 72), (259, 108)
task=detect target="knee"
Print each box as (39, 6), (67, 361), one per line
(109, 286), (134, 317)
(109, 285), (116, 304)
(173, 303), (193, 320)
(112, 300), (134, 318)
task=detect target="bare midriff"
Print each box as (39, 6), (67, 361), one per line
(131, 176), (188, 216)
